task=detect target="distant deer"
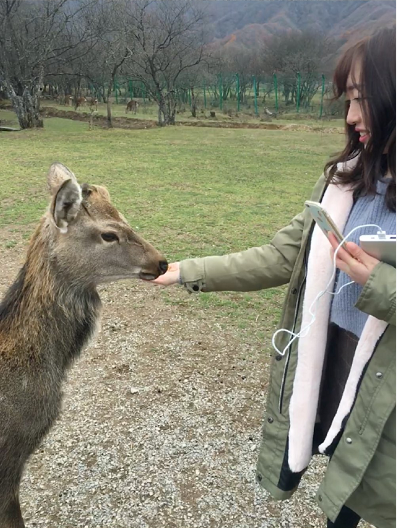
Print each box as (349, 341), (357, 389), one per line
(64, 94), (73, 106)
(126, 99), (139, 114)
(87, 96), (98, 111)
(0, 163), (167, 528)
(74, 96), (87, 110)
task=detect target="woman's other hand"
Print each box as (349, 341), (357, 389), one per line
(329, 233), (380, 286)
(151, 262), (181, 286)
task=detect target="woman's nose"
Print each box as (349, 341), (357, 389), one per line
(346, 100), (361, 127)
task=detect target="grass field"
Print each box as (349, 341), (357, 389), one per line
(0, 108), (344, 341)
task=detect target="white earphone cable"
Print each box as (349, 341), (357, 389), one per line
(271, 223), (385, 357)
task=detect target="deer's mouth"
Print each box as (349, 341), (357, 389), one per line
(139, 260), (168, 281)
(139, 271), (159, 281)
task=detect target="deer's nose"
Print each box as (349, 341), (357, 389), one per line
(159, 260), (169, 275)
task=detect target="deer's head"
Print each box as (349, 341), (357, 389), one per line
(46, 163), (167, 286)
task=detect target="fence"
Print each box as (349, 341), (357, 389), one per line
(49, 72), (343, 119)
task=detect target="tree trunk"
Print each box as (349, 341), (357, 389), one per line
(106, 82), (113, 128)
(157, 95), (166, 126)
(7, 84), (43, 129)
(166, 93), (177, 125)
(167, 111), (176, 125)
(190, 86), (197, 118)
(89, 108), (94, 131)
(157, 92), (177, 126)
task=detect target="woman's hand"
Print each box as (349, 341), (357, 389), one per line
(328, 233), (380, 286)
(151, 262), (181, 286)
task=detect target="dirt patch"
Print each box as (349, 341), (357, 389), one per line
(41, 106), (343, 133)
(0, 104), (343, 134)
(40, 106), (158, 129)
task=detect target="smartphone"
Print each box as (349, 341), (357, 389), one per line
(360, 235), (396, 266)
(304, 200), (347, 249)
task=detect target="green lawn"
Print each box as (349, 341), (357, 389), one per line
(0, 109), (344, 340)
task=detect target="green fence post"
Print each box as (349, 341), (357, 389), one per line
(296, 71), (301, 113)
(141, 82), (146, 103)
(218, 74), (223, 110)
(203, 81), (207, 109)
(188, 87), (192, 107)
(129, 80), (133, 100)
(319, 74), (325, 119)
(253, 76), (258, 116)
(273, 73), (278, 112)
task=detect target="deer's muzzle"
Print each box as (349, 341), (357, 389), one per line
(139, 260), (168, 281)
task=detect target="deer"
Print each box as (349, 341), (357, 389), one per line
(87, 96), (98, 111)
(64, 94), (73, 106)
(126, 99), (139, 114)
(74, 96), (87, 110)
(0, 163), (168, 528)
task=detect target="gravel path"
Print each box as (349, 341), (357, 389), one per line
(0, 240), (371, 528)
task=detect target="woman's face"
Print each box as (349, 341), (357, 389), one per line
(345, 62), (370, 145)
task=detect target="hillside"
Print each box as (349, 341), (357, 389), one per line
(203, 0), (395, 52)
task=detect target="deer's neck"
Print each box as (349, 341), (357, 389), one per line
(0, 224), (101, 369)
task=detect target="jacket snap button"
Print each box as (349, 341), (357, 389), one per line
(267, 417), (274, 424)
(318, 494), (323, 502)
(346, 437), (353, 444)
(292, 288), (298, 294)
(192, 285), (199, 292)
(376, 372), (383, 379)
(275, 355), (282, 361)
(257, 473), (263, 482)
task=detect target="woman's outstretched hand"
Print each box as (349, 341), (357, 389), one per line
(151, 262), (181, 286)
(328, 233), (379, 286)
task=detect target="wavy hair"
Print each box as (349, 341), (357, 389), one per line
(325, 27), (396, 211)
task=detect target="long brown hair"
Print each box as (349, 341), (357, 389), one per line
(325, 27), (396, 211)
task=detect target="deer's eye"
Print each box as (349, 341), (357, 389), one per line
(101, 232), (119, 243)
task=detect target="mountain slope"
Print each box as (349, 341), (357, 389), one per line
(203, 0), (395, 51)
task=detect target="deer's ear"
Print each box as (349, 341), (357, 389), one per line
(52, 178), (82, 234)
(47, 162), (77, 195)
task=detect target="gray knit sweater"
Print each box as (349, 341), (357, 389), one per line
(330, 180), (396, 337)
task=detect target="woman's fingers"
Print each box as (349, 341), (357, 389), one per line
(328, 234), (379, 286)
(151, 262), (180, 286)
(345, 242), (379, 267)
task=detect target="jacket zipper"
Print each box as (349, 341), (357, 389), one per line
(278, 248), (308, 414)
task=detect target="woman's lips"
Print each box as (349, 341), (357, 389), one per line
(357, 130), (370, 143)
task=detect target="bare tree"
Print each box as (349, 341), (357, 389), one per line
(262, 31), (337, 108)
(81, 0), (132, 128)
(177, 61), (213, 117)
(0, 0), (94, 129)
(216, 47), (255, 105)
(125, 0), (211, 126)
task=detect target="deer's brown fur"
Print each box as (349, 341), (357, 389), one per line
(0, 163), (167, 527)
(126, 99), (139, 114)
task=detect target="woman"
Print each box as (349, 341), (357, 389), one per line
(153, 27), (396, 528)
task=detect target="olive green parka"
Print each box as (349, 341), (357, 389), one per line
(179, 175), (396, 528)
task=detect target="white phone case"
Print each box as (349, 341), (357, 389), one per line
(304, 201), (346, 247)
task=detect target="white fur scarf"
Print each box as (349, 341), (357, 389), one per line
(288, 182), (388, 473)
